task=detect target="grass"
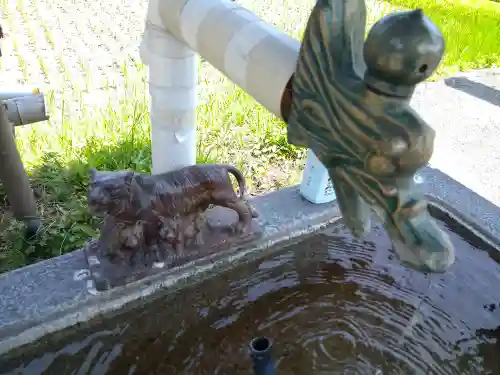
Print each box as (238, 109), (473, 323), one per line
(1, 75), (304, 271)
(0, 0), (498, 272)
(386, 0), (500, 76)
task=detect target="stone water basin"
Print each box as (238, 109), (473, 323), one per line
(2, 202), (500, 375)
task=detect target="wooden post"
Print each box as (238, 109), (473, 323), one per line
(0, 100), (40, 237)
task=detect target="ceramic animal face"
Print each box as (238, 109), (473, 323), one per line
(158, 217), (178, 243)
(88, 169), (134, 215)
(118, 222), (144, 248)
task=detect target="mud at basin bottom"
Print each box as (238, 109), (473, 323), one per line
(3, 213), (500, 375)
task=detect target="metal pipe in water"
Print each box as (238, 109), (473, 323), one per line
(248, 337), (277, 375)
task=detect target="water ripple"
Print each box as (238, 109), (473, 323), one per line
(4, 218), (500, 375)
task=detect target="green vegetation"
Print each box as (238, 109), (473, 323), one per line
(386, 0), (500, 76)
(0, 0), (314, 271)
(1, 75), (303, 271)
(0, 0), (498, 271)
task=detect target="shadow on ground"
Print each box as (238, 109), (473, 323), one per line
(444, 76), (500, 107)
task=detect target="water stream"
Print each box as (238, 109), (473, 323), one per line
(2, 210), (500, 374)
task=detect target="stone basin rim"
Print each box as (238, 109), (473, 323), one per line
(0, 166), (499, 357)
(0, 184), (343, 356)
(426, 195), (500, 250)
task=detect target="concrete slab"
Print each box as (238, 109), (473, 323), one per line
(0, 166), (499, 356)
(0, 187), (341, 355)
(412, 69), (500, 206)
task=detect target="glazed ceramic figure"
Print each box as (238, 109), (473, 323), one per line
(87, 164), (257, 263)
(287, 0), (454, 272)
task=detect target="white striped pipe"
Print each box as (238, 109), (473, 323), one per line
(140, 20), (198, 175)
(0, 87), (41, 101)
(141, 0), (301, 175)
(155, 0), (300, 118)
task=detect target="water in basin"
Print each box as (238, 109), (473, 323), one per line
(3, 205), (500, 374)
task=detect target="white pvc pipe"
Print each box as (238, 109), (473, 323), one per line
(146, 0), (300, 125)
(4, 94), (49, 126)
(140, 15), (198, 174)
(143, 0), (333, 203)
(0, 87), (42, 101)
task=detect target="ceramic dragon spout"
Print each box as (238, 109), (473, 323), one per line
(287, 0), (455, 272)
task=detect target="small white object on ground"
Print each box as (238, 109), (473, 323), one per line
(299, 149), (336, 204)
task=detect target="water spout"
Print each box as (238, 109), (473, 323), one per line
(248, 337), (277, 375)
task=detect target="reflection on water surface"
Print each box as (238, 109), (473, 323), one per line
(3, 212), (500, 375)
